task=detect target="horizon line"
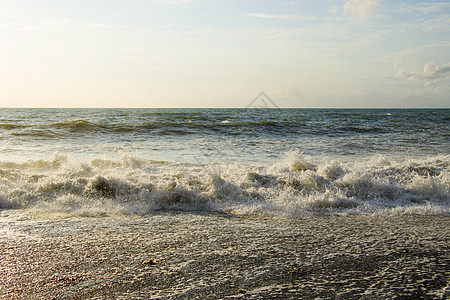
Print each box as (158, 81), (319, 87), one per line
(1, 106), (449, 109)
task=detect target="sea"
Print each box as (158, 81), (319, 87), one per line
(1, 108), (449, 298)
(0, 108), (448, 217)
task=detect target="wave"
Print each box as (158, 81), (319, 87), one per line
(1, 108), (447, 148)
(0, 118), (391, 138)
(53, 119), (98, 130)
(1, 119), (284, 137)
(0, 151), (448, 219)
(0, 123), (31, 130)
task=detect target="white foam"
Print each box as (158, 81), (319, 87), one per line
(0, 152), (448, 219)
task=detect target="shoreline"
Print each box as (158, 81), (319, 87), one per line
(1, 213), (449, 299)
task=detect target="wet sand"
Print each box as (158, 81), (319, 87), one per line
(1, 213), (449, 299)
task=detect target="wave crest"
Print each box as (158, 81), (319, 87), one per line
(0, 152), (448, 218)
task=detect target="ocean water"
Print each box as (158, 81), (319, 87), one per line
(0, 108), (448, 217)
(1, 108), (449, 298)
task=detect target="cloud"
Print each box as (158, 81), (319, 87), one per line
(394, 3), (450, 15)
(327, 0), (340, 14)
(396, 62), (450, 86)
(284, 1), (297, 7)
(155, 0), (195, 5)
(351, 88), (376, 96)
(245, 13), (318, 21)
(328, 5), (339, 14)
(344, 0), (380, 19)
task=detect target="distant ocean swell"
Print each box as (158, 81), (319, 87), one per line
(1, 109), (448, 164)
(1, 151), (448, 218)
(0, 119), (389, 137)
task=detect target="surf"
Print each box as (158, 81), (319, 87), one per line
(0, 151), (448, 219)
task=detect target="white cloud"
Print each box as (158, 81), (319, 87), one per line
(245, 13), (318, 21)
(344, 0), (380, 20)
(327, 0), (341, 14)
(351, 88), (376, 96)
(284, 1), (297, 7)
(155, 0), (195, 5)
(329, 5), (339, 14)
(394, 3), (450, 15)
(396, 62), (450, 86)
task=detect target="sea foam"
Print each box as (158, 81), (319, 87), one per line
(0, 151), (448, 219)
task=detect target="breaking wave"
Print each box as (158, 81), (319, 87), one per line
(0, 151), (448, 219)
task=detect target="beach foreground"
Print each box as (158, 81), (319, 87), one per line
(1, 213), (449, 299)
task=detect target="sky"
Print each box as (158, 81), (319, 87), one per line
(0, 0), (449, 108)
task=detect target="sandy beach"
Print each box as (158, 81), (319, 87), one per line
(1, 213), (448, 299)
